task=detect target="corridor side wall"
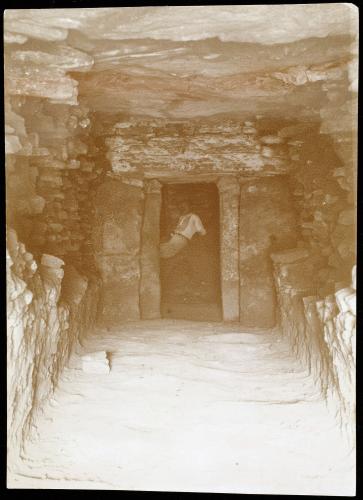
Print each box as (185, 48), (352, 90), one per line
(7, 228), (100, 468)
(6, 95), (104, 467)
(239, 176), (298, 328)
(270, 116), (357, 439)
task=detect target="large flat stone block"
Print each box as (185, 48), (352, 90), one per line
(239, 177), (297, 328)
(93, 179), (144, 324)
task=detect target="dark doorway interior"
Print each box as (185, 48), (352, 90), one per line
(160, 183), (222, 321)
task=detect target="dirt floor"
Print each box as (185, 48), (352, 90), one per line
(8, 320), (355, 494)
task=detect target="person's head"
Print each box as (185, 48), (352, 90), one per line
(179, 201), (190, 215)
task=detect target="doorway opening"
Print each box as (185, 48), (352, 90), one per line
(160, 182), (222, 321)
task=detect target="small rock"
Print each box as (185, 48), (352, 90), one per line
(338, 209), (355, 225)
(344, 293), (356, 316)
(23, 289), (33, 305)
(5, 124), (15, 134)
(29, 195), (46, 215)
(324, 194), (339, 204)
(333, 167), (346, 177)
(278, 123), (312, 138)
(41, 254), (65, 268)
(68, 159), (80, 169)
(260, 135), (283, 145)
(261, 146), (274, 158)
(335, 288), (353, 314)
(48, 223), (64, 233)
(242, 127), (257, 134)
(5, 135), (22, 154)
(81, 351), (110, 374)
(79, 118), (90, 128)
(7, 229), (19, 257)
(41, 266), (65, 281)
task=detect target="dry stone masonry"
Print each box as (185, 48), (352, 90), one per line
(5, 6), (357, 479)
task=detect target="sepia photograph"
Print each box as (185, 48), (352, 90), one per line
(5, 3), (357, 495)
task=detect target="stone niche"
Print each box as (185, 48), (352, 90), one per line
(93, 173), (298, 328)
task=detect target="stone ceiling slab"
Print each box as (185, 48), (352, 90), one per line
(4, 6), (358, 119)
(5, 5), (357, 44)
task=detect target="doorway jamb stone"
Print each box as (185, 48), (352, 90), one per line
(140, 179), (162, 319)
(217, 176), (240, 322)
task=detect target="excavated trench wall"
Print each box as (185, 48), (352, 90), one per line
(6, 95), (105, 463)
(271, 116), (356, 436)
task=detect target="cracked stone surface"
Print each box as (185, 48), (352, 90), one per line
(4, 6), (358, 118)
(9, 321), (355, 494)
(4, 5), (356, 44)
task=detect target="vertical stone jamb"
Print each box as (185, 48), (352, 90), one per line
(140, 179), (162, 319)
(217, 176), (240, 322)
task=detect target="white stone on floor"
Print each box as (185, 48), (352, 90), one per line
(8, 320), (355, 495)
(81, 351), (110, 374)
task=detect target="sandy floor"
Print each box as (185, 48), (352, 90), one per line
(8, 320), (355, 494)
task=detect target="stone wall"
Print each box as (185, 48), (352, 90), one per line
(93, 177), (144, 325)
(283, 123), (356, 295)
(6, 96), (106, 273)
(239, 177), (298, 328)
(7, 228), (100, 466)
(93, 117), (301, 326)
(271, 87), (357, 436)
(5, 38), (106, 465)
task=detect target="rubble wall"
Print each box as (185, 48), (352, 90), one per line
(270, 114), (357, 437)
(6, 96), (106, 272)
(5, 76), (105, 464)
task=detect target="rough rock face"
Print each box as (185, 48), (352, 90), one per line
(4, 6), (357, 120)
(4, 13), (105, 467)
(272, 250), (356, 440)
(7, 228), (100, 465)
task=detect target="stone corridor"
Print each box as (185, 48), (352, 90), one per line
(5, 6), (357, 494)
(9, 321), (355, 495)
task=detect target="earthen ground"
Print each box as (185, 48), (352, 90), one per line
(8, 321), (355, 495)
